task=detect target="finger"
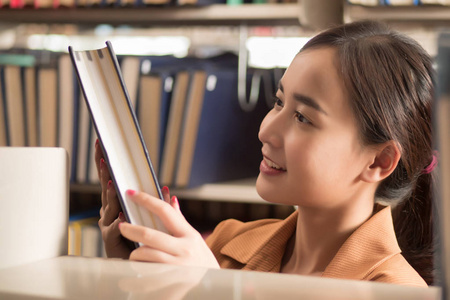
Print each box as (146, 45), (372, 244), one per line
(103, 218), (126, 247)
(99, 206), (104, 220)
(99, 159), (111, 186)
(161, 186), (170, 203)
(94, 139), (102, 179)
(99, 161), (111, 209)
(128, 190), (189, 237)
(129, 245), (175, 264)
(170, 195), (181, 213)
(103, 181), (122, 225)
(119, 222), (179, 256)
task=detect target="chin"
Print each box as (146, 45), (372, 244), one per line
(256, 175), (281, 205)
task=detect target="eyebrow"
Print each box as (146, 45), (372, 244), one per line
(278, 81), (328, 116)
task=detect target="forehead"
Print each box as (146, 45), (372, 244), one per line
(284, 47), (342, 91)
(281, 47), (350, 115)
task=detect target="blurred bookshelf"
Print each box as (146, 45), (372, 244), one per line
(0, 4), (301, 26)
(345, 3), (450, 25)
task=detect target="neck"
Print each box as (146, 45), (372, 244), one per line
(281, 198), (374, 276)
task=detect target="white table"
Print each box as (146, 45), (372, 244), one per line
(0, 256), (442, 300)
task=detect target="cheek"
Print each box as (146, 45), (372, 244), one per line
(290, 133), (357, 180)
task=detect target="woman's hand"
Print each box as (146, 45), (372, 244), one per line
(95, 140), (133, 259)
(119, 190), (220, 269)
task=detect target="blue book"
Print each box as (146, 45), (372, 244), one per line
(137, 69), (175, 176)
(174, 63), (271, 188)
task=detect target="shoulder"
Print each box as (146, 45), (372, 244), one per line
(366, 253), (428, 287)
(205, 218), (281, 252)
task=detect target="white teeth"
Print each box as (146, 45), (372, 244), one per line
(265, 158), (285, 170)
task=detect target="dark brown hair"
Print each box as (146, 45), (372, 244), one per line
(301, 20), (435, 285)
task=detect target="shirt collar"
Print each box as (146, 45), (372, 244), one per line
(219, 204), (401, 279)
(220, 210), (297, 272)
(322, 204), (401, 280)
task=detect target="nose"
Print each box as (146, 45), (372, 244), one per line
(258, 109), (283, 148)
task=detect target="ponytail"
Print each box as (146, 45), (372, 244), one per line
(392, 170), (435, 285)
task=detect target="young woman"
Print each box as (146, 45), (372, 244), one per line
(95, 20), (435, 287)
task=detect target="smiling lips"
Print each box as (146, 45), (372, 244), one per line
(260, 157), (287, 175)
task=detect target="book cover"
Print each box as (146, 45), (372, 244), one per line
(69, 41), (167, 236)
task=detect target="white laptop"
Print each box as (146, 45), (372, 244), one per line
(0, 147), (69, 269)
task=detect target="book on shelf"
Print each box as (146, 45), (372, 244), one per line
(2, 65), (26, 147)
(158, 70), (190, 187)
(174, 65), (270, 188)
(58, 54), (78, 178)
(37, 65), (58, 147)
(119, 55), (141, 110)
(0, 54), (36, 148)
(69, 41), (168, 236)
(76, 92), (91, 183)
(24, 66), (38, 147)
(68, 214), (104, 258)
(138, 73), (165, 175)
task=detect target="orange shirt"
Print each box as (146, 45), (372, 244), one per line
(206, 205), (427, 287)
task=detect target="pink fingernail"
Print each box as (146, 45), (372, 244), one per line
(126, 189), (136, 196)
(118, 222), (123, 229)
(100, 158), (105, 169)
(171, 196), (179, 207)
(107, 180), (112, 189)
(95, 139), (99, 146)
(162, 186), (169, 193)
(119, 212), (125, 220)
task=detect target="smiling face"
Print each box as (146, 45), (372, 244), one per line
(256, 47), (374, 210)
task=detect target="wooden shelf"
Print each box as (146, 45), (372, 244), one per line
(345, 4), (450, 24)
(172, 178), (268, 204)
(0, 4), (300, 26)
(70, 178), (268, 204)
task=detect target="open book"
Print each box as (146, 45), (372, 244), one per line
(69, 41), (168, 242)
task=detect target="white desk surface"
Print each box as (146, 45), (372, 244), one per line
(0, 256), (442, 300)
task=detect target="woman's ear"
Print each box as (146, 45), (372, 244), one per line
(361, 141), (401, 183)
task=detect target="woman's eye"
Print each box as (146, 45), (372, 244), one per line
(273, 97), (283, 108)
(295, 111), (311, 125)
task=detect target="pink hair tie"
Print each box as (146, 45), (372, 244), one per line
(422, 151), (439, 175)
